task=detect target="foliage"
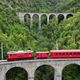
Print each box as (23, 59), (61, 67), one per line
(6, 67), (27, 80)
(0, 0), (80, 80)
(35, 65), (54, 80)
(62, 64), (80, 80)
(59, 12), (80, 49)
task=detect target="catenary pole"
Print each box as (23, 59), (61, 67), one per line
(1, 42), (3, 60)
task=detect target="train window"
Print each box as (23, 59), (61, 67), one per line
(10, 54), (12, 56)
(70, 52), (72, 55)
(59, 53), (61, 55)
(74, 52), (76, 55)
(62, 53), (65, 55)
(77, 52), (80, 55)
(66, 53), (68, 55)
(55, 53), (57, 55)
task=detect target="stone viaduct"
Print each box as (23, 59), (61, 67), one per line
(17, 12), (74, 30)
(0, 58), (80, 80)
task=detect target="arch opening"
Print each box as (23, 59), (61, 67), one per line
(6, 67), (28, 80)
(34, 65), (54, 80)
(49, 14), (56, 23)
(66, 14), (73, 19)
(33, 14), (39, 30)
(41, 14), (47, 26)
(24, 14), (30, 29)
(58, 14), (64, 23)
(62, 64), (80, 80)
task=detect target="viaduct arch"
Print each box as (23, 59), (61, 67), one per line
(0, 58), (80, 80)
(17, 12), (74, 30)
(6, 67), (28, 80)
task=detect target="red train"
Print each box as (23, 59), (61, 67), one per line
(7, 50), (80, 61)
(7, 50), (33, 61)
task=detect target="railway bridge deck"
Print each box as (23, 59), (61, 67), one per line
(0, 58), (80, 80)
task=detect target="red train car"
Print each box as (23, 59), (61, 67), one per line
(7, 50), (33, 61)
(36, 51), (49, 59)
(49, 50), (80, 58)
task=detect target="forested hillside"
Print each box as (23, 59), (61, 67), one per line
(1, 0), (80, 12)
(0, 0), (80, 52)
(0, 0), (80, 80)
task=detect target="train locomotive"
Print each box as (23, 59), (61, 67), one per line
(7, 50), (33, 61)
(7, 50), (80, 61)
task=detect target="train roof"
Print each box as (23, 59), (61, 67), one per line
(7, 50), (33, 54)
(36, 51), (49, 53)
(50, 50), (80, 52)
